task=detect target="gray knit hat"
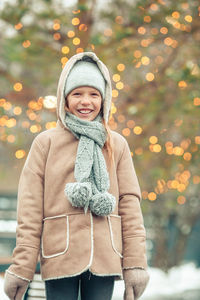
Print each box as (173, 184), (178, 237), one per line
(64, 60), (106, 99)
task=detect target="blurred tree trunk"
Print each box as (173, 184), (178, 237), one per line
(75, 0), (96, 49)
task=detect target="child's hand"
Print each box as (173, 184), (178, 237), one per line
(123, 268), (150, 300)
(4, 271), (29, 300)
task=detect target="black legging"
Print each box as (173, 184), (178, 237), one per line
(45, 270), (115, 300)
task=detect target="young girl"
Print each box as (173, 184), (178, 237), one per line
(4, 52), (149, 300)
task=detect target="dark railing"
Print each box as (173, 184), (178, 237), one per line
(0, 194), (17, 272)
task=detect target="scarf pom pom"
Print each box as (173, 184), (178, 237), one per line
(89, 192), (116, 216)
(64, 182), (92, 209)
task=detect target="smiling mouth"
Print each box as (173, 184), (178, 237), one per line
(78, 109), (94, 114)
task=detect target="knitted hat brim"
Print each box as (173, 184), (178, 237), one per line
(64, 60), (106, 99)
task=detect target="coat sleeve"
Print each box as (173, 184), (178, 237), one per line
(117, 138), (148, 270)
(7, 136), (46, 281)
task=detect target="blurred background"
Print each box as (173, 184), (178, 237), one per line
(0, 0), (200, 299)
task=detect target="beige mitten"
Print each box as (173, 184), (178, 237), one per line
(4, 271), (29, 300)
(123, 268), (150, 300)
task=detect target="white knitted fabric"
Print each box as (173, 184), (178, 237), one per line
(64, 112), (116, 216)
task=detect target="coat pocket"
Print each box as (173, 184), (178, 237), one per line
(108, 215), (123, 258)
(41, 215), (69, 258)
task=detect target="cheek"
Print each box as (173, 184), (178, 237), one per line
(66, 98), (76, 111)
(95, 98), (102, 109)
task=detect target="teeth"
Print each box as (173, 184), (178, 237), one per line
(79, 110), (92, 114)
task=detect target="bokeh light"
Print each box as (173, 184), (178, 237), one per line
(13, 83), (23, 92)
(15, 150), (26, 159)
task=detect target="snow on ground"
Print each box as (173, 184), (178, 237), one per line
(112, 262), (200, 300)
(1, 263), (200, 300)
(140, 262), (200, 299)
(0, 276), (9, 300)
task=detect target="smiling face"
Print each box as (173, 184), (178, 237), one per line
(64, 86), (103, 121)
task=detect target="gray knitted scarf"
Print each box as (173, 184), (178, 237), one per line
(64, 112), (115, 216)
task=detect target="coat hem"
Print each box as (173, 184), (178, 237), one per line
(42, 268), (89, 281)
(42, 269), (123, 281)
(90, 270), (123, 280)
(122, 266), (147, 271)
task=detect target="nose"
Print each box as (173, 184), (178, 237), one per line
(80, 95), (91, 105)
